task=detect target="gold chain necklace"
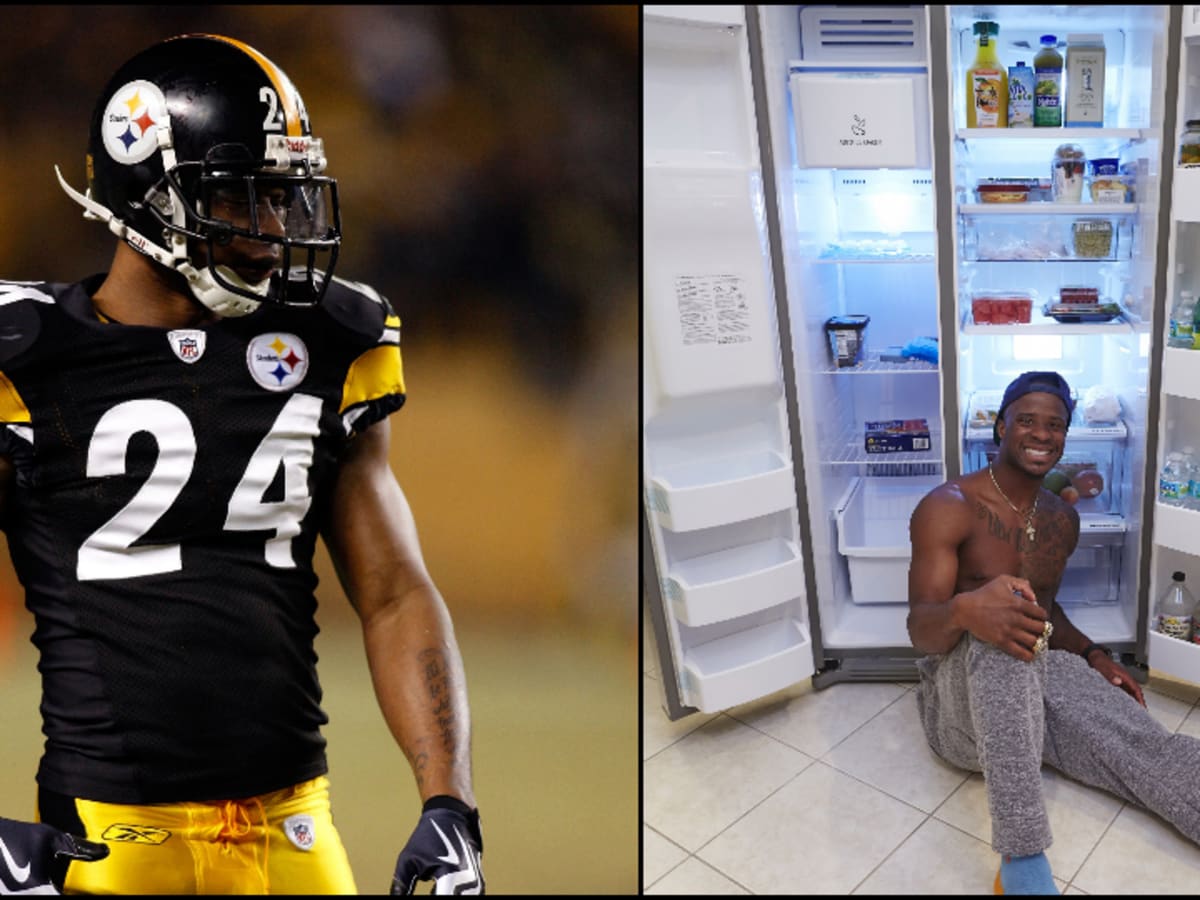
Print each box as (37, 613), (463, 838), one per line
(989, 464), (1038, 543)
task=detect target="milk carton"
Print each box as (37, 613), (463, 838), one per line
(1065, 34), (1105, 127)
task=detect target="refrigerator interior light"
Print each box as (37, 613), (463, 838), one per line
(1013, 334), (1064, 361)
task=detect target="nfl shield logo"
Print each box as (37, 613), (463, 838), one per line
(283, 814), (316, 851)
(167, 329), (206, 364)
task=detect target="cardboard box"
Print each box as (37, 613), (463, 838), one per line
(864, 419), (931, 454)
(1065, 35), (1105, 127)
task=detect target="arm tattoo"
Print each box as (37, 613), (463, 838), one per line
(418, 647), (458, 757)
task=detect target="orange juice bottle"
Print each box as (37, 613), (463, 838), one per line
(966, 20), (1007, 128)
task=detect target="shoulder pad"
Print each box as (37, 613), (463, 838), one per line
(0, 280), (56, 366)
(320, 275), (400, 347)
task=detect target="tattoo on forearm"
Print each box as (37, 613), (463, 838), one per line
(419, 647), (458, 757)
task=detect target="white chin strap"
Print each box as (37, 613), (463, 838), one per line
(55, 165), (268, 318)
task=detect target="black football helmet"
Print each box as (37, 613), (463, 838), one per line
(57, 34), (340, 316)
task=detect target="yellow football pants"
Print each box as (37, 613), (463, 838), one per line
(55, 776), (358, 895)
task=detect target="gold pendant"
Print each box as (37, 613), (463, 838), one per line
(1026, 524), (1036, 543)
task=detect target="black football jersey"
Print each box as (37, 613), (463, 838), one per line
(0, 274), (405, 803)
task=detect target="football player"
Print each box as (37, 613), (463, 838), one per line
(0, 34), (482, 894)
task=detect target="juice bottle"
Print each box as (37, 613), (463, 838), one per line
(966, 21), (1007, 128)
(1033, 35), (1064, 127)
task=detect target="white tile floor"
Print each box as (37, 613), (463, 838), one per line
(643, 614), (1200, 895)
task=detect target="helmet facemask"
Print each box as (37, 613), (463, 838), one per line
(141, 139), (340, 317)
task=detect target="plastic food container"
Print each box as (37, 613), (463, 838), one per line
(1072, 218), (1114, 258)
(971, 292), (1033, 324)
(977, 183), (1030, 203)
(824, 315), (870, 368)
(1052, 144), (1087, 202)
(1089, 176), (1129, 203)
(1059, 285), (1100, 305)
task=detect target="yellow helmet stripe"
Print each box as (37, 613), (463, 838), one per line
(200, 34), (303, 136)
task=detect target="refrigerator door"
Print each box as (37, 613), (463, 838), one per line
(643, 5), (817, 718)
(1143, 5), (1200, 685)
(945, 6), (1177, 668)
(754, 4), (953, 685)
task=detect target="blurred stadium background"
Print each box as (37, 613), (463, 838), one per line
(0, 5), (637, 893)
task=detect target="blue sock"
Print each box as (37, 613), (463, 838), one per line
(998, 852), (1058, 895)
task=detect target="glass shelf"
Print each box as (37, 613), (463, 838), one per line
(956, 128), (1148, 141)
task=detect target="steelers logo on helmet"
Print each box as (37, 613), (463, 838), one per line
(247, 333), (309, 392)
(101, 80), (169, 165)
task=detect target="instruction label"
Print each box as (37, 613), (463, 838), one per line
(674, 274), (752, 346)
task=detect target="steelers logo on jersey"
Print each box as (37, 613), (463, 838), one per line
(247, 333), (309, 391)
(101, 80), (169, 165)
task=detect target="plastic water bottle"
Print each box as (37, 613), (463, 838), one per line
(1169, 291), (1196, 348)
(1184, 446), (1200, 510)
(1160, 452), (1189, 506)
(1156, 571), (1196, 640)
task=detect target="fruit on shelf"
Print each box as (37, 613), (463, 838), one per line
(1073, 469), (1105, 499)
(1043, 470), (1072, 495)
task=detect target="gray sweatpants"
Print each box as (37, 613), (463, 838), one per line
(915, 634), (1200, 857)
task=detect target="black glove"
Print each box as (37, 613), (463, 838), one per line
(0, 815), (109, 894)
(390, 796), (484, 895)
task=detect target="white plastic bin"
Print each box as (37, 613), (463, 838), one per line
(681, 618), (812, 712)
(665, 538), (805, 626)
(836, 475), (942, 605)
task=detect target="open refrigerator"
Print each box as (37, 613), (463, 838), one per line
(644, 4), (1195, 721)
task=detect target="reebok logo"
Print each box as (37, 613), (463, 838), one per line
(0, 836), (31, 884)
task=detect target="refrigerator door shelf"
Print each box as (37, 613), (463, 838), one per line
(1162, 347), (1200, 401)
(1171, 165), (1200, 221)
(647, 450), (796, 532)
(1146, 629), (1200, 685)
(682, 618), (812, 713)
(1152, 501), (1200, 556)
(664, 538), (805, 627)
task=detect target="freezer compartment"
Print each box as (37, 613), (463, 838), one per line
(664, 538), (805, 627)
(648, 450), (796, 532)
(835, 475), (942, 605)
(681, 618), (812, 713)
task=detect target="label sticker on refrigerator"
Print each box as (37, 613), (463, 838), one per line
(674, 275), (752, 346)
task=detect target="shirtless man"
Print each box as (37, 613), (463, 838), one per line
(907, 370), (1200, 895)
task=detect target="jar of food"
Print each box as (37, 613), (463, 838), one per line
(1072, 218), (1113, 258)
(1052, 144), (1087, 201)
(1181, 120), (1200, 166)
